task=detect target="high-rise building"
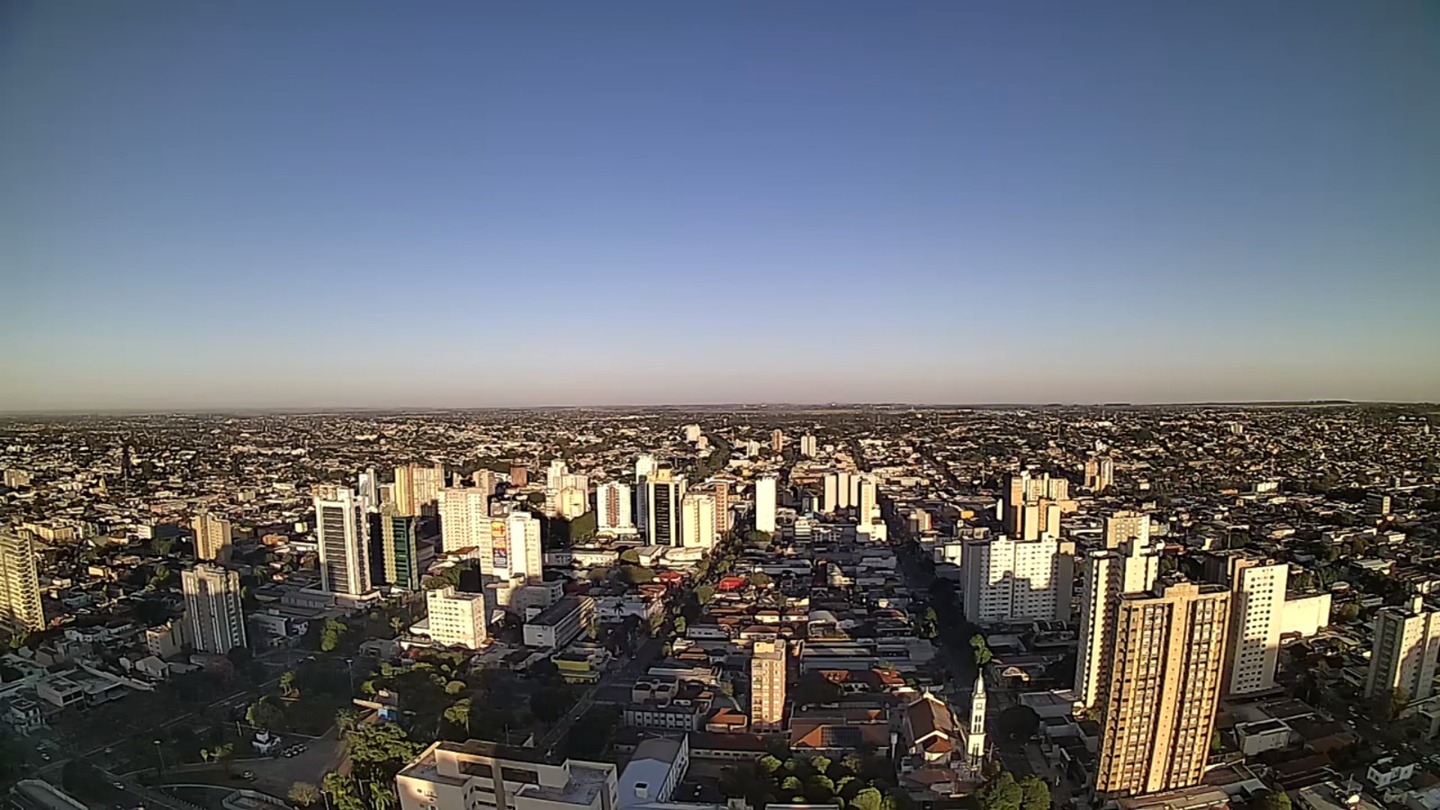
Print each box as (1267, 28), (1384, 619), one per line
(358, 467), (380, 511)
(683, 424), (702, 443)
(1075, 513), (1162, 710)
(1366, 596), (1440, 703)
(799, 434), (818, 458)
(508, 463), (528, 488)
(645, 469), (684, 546)
(191, 511), (233, 562)
(962, 535), (1075, 624)
(0, 529), (44, 632)
(439, 488), (492, 554)
(751, 638), (787, 731)
(1084, 456), (1115, 492)
(822, 474), (840, 514)
(492, 511), (543, 581)
(181, 563), (246, 654)
(313, 485), (371, 596)
(1095, 582), (1230, 798)
(471, 469), (496, 497)
(635, 454), (657, 534)
(596, 482), (634, 533)
(710, 480), (731, 536)
(681, 492), (717, 550)
(1223, 556), (1289, 696)
(770, 429), (784, 453)
(394, 462), (445, 517)
(377, 503), (421, 590)
(855, 474), (877, 527)
(1003, 471), (1068, 540)
(754, 475), (777, 534)
(426, 587), (488, 649)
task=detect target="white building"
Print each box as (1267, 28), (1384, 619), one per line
(799, 434), (818, 458)
(0, 529), (44, 632)
(396, 740), (618, 810)
(497, 511), (544, 581)
(191, 512), (233, 562)
(1366, 596), (1440, 702)
(313, 485), (371, 597)
(1226, 558), (1289, 695)
(597, 482), (634, 533)
(182, 563), (247, 654)
(439, 488), (492, 554)
(618, 735), (689, 809)
(426, 587), (488, 650)
(1075, 513), (1162, 709)
(855, 474), (878, 530)
(754, 475), (777, 534)
(963, 534), (1074, 625)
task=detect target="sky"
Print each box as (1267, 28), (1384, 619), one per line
(1, 1), (1438, 410)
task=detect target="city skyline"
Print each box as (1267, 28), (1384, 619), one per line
(3, 1), (1438, 411)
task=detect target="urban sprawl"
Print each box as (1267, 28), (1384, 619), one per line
(2, 406), (1439, 810)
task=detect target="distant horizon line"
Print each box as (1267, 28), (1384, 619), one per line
(1, 398), (1435, 418)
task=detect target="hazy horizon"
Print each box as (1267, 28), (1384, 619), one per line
(3, 1), (1438, 411)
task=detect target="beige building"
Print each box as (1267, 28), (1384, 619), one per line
(595, 482), (633, 533)
(750, 638), (787, 731)
(1084, 456), (1115, 492)
(191, 512), (233, 561)
(1096, 582), (1230, 799)
(963, 534), (1075, 624)
(426, 587), (488, 650)
(1075, 513), (1162, 710)
(1366, 596), (1440, 703)
(395, 462), (445, 517)
(1002, 471), (1068, 541)
(396, 740), (617, 810)
(680, 492), (717, 550)
(439, 488), (492, 554)
(181, 563), (247, 653)
(0, 529), (45, 632)
(770, 429), (784, 453)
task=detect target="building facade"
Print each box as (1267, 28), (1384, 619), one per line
(754, 475), (777, 534)
(0, 529), (45, 632)
(426, 587), (488, 649)
(1075, 513), (1162, 709)
(394, 462), (445, 517)
(596, 482), (634, 533)
(963, 535), (1075, 624)
(680, 492), (717, 550)
(750, 638), (787, 731)
(378, 504), (421, 590)
(439, 488), (492, 554)
(314, 485), (371, 596)
(396, 740), (618, 810)
(1095, 582), (1230, 798)
(1366, 596), (1440, 703)
(191, 512), (233, 561)
(644, 469), (683, 547)
(181, 563), (246, 653)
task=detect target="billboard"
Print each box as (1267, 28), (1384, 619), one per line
(490, 519), (509, 571)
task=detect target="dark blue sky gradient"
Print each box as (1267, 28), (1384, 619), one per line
(2, 1), (1437, 408)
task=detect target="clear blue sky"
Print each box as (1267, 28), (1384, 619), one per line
(2, 1), (1437, 410)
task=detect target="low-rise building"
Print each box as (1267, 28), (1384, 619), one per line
(396, 740), (618, 810)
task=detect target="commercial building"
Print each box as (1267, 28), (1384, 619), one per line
(1075, 513), (1162, 709)
(314, 485), (371, 596)
(754, 475), (777, 534)
(1095, 582), (1230, 798)
(963, 534), (1075, 624)
(439, 488), (492, 554)
(751, 638), (787, 731)
(396, 740), (618, 810)
(181, 563), (247, 654)
(680, 492), (717, 550)
(191, 512), (232, 561)
(523, 596), (595, 650)
(644, 469), (684, 547)
(596, 482), (634, 533)
(426, 587), (488, 650)
(1366, 596), (1440, 702)
(377, 503), (421, 590)
(0, 529), (44, 632)
(394, 462), (445, 517)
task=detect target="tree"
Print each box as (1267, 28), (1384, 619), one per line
(324, 773), (365, 810)
(758, 754), (782, 774)
(970, 634), (993, 666)
(674, 616), (688, 636)
(336, 708), (360, 735)
(841, 754), (864, 776)
(850, 787), (885, 810)
(781, 776), (803, 793)
(621, 565), (656, 585)
(390, 616), (406, 636)
(977, 772), (1023, 810)
(696, 585), (716, 604)
(246, 697), (285, 730)
(445, 679), (467, 695)
(279, 670), (297, 697)
(749, 572), (774, 589)
(1252, 790), (1292, 810)
(288, 782), (321, 807)
(1018, 774), (1050, 810)
(619, 549), (641, 565)
(744, 530), (773, 546)
(226, 645), (253, 670)
(320, 618), (347, 652)
(996, 706), (1040, 743)
(1336, 602), (1360, 623)
(442, 699), (473, 738)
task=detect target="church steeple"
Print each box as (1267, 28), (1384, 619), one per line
(967, 671), (987, 766)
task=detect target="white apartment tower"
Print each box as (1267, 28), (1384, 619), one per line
(426, 587), (488, 649)
(1075, 512), (1162, 710)
(182, 563), (247, 653)
(681, 492), (717, 550)
(394, 462), (445, 517)
(191, 512), (233, 562)
(496, 511), (543, 581)
(0, 529), (44, 632)
(1224, 556), (1290, 696)
(963, 534), (1075, 624)
(1366, 596), (1440, 702)
(855, 474), (878, 529)
(313, 485), (371, 596)
(754, 475), (777, 534)
(596, 482), (634, 533)
(439, 488), (492, 554)
(799, 434), (818, 458)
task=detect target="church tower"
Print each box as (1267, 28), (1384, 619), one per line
(967, 671), (988, 767)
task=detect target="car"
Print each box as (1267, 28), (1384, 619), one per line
(40, 753), (51, 761)
(112, 782), (125, 790)
(241, 772), (255, 781)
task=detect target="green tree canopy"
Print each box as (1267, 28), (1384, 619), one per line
(1018, 774), (1050, 810)
(977, 772), (1022, 810)
(851, 787), (885, 810)
(1252, 790), (1292, 810)
(288, 782), (321, 807)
